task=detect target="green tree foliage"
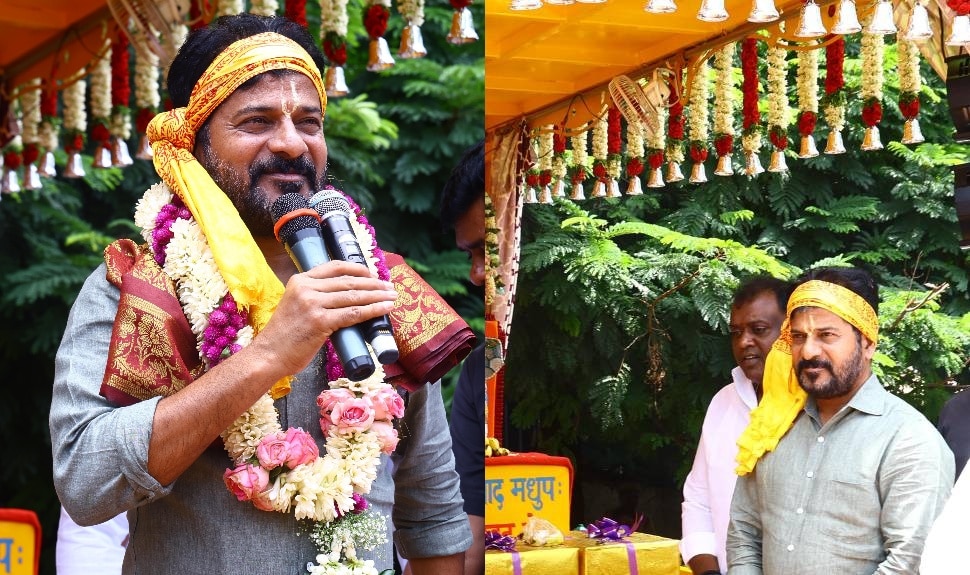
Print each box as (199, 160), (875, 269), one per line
(504, 40), (970, 496)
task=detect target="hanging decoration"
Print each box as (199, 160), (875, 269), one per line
(740, 37), (764, 176)
(397, 0), (427, 58)
(665, 91), (685, 183)
(2, 140), (22, 195)
(821, 37), (846, 154)
(551, 126), (568, 198)
(645, 96), (667, 188)
(947, 0), (970, 44)
(766, 45), (789, 173)
(713, 43), (736, 177)
(625, 118), (645, 195)
(321, 0), (351, 97)
(859, 32), (884, 150)
(569, 130), (589, 200)
(217, 0), (244, 17)
(591, 107), (609, 197)
(606, 105), (623, 197)
(109, 32), (134, 168)
(134, 44), (161, 161)
(446, 0), (479, 45)
(62, 78), (87, 179)
(898, 39), (924, 144)
(249, 0), (280, 15)
(687, 57), (711, 184)
(524, 135), (540, 203)
(20, 79), (43, 190)
(285, 0), (309, 26)
(38, 83), (59, 178)
(537, 127), (554, 203)
(364, 0), (396, 72)
(90, 41), (113, 169)
(796, 45), (819, 158)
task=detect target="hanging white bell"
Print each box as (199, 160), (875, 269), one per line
(539, 184), (553, 204)
(697, 0), (728, 22)
(714, 154), (734, 176)
(861, 126), (883, 150)
(747, 0), (779, 22)
(798, 135), (819, 158)
(866, 0), (897, 34)
(590, 180), (607, 198)
(447, 7), (479, 44)
(626, 175), (644, 195)
(38, 151), (57, 177)
(112, 137), (134, 167)
(524, 186), (538, 204)
(829, 0), (862, 34)
(569, 181), (586, 200)
(644, 0), (677, 14)
(902, 118), (925, 144)
(552, 178), (566, 198)
(666, 161), (685, 183)
(93, 143), (113, 169)
(768, 149), (788, 172)
(689, 162), (708, 183)
(903, 2), (933, 42)
(824, 130), (846, 154)
(23, 163), (42, 190)
(744, 151), (765, 176)
(607, 178), (622, 198)
(398, 22), (427, 59)
(795, 1), (827, 38)
(135, 135), (154, 161)
(2, 168), (21, 194)
(366, 37), (395, 72)
(947, 14), (970, 45)
(509, 0), (543, 9)
(646, 167), (665, 188)
(325, 66), (351, 98)
(63, 151), (86, 178)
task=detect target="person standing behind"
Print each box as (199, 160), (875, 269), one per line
(727, 266), (953, 574)
(935, 389), (970, 478)
(681, 276), (791, 575)
(439, 139), (486, 575)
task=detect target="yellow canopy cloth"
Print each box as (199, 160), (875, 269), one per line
(145, 32), (328, 398)
(735, 280), (879, 475)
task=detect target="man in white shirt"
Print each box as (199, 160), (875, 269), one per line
(680, 276), (791, 575)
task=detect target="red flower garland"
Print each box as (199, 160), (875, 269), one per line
(571, 167), (588, 185)
(861, 100), (883, 128)
(626, 156), (644, 177)
(898, 94), (920, 120)
(450, 0), (473, 8)
(136, 107), (156, 133)
(592, 162), (608, 181)
(825, 38), (845, 97)
(769, 126), (788, 150)
(41, 88), (58, 119)
(714, 134), (734, 156)
(690, 143), (709, 162)
(364, 4), (390, 40)
(607, 106), (622, 155)
(22, 143), (39, 166)
(797, 111), (817, 137)
(285, 0), (308, 27)
(947, 0), (970, 15)
(66, 133), (85, 153)
(525, 172), (540, 187)
(648, 151), (664, 169)
(92, 122), (111, 146)
(4, 151), (22, 170)
(323, 34), (348, 67)
(741, 38), (760, 132)
(553, 129), (566, 155)
(111, 33), (130, 109)
(539, 171), (552, 186)
(668, 98), (685, 141)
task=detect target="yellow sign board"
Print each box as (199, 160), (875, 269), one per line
(0, 519), (37, 575)
(485, 453), (573, 536)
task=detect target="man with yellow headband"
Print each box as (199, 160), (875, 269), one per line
(726, 266), (953, 574)
(50, 13), (472, 575)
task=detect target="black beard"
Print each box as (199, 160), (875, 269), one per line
(795, 343), (865, 399)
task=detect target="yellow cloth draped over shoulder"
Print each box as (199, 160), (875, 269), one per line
(144, 32), (327, 398)
(734, 279), (879, 475)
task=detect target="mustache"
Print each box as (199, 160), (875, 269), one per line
(797, 358), (833, 374)
(249, 155), (317, 185)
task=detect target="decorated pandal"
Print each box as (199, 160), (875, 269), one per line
(0, 0), (479, 198)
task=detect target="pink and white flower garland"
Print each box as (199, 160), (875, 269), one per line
(133, 183), (400, 575)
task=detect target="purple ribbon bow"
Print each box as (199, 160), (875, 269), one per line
(485, 530), (517, 551)
(586, 514), (644, 541)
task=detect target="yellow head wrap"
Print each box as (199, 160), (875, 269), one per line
(735, 279), (878, 474)
(146, 32), (328, 398)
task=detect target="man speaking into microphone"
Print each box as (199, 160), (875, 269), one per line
(49, 12), (474, 575)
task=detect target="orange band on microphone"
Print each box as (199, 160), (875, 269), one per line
(273, 208), (322, 242)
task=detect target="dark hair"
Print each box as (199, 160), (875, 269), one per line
(439, 139), (484, 229)
(166, 13), (327, 108)
(732, 275), (792, 314)
(793, 266), (880, 316)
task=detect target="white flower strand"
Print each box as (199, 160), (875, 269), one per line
(627, 121), (644, 158)
(860, 33), (884, 101)
(797, 47), (819, 115)
(20, 79), (41, 146)
(648, 105), (666, 150)
(63, 79), (87, 133)
(592, 109), (608, 161)
(571, 130), (588, 169)
(713, 44), (735, 137)
(90, 43), (112, 121)
(217, 0), (244, 17)
(538, 128), (553, 172)
(321, 0), (351, 37)
(110, 111), (132, 140)
(135, 43), (161, 111)
(397, 0), (425, 26)
(249, 0), (279, 16)
(766, 46), (789, 130)
(688, 59), (710, 143)
(898, 39), (920, 94)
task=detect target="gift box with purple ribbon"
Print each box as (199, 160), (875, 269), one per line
(568, 517), (681, 575)
(484, 531), (580, 575)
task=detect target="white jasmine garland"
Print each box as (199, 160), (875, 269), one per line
(766, 46), (789, 131)
(898, 39), (920, 94)
(135, 48), (161, 110)
(538, 128), (553, 172)
(627, 121), (644, 158)
(648, 106), (666, 150)
(63, 79), (87, 133)
(20, 79), (41, 145)
(110, 111), (132, 140)
(249, 0), (279, 16)
(396, 0), (425, 26)
(90, 43), (112, 122)
(688, 58), (710, 143)
(667, 142), (685, 163)
(320, 0), (351, 36)
(592, 110), (608, 161)
(860, 33), (884, 101)
(797, 47), (819, 115)
(217, 0), (244, 16)
(741, 130), (762, 153)
(571, 131), (588, 168)
(39, 120), (59, 152)
(824, 102), (846, 132)
(713, 44), (735, 137)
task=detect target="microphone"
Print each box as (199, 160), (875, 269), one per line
(270, 193), (375, 381)
(309, 189), (399, 365)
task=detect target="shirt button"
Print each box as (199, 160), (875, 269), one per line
(787, 544), (795, 551)
(796, 507), (804, 514)
(806, 471), (814, 478)
(817, 436), (825, 443)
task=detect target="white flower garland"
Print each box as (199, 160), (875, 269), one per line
(797, 47), (819, 115)
(648, 103), (666, 151)
(592, 109), (608, 162)
(898, 39), (920, 94)
(90, 43), (112, 122)
(860, 33), (884, 101)
(766, 46), (789, 132)
(713, 44), (735, 138)
(249, 0), (279, 16)
(110, 111), (133, 140)
(217, 0), (244, 17)
(133, 183), (396, 575)
(135, 45), (161, 111)
(39, 117), (59, 152)
(321, 0), (351, 37)
(741, 130), (762, 154)
(20, 79), (41, 146)
(63, 79), (87, 133)
(571, 131), (588, 169)
(627, 121), (644, 159)
(538, 128), (552, 172)
(396, 0), (425, 26)
(372, 0), (391, 7)
(688, 58), (710, 143)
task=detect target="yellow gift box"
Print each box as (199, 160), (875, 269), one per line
(566, 531), (682, 575)
(485, 545), (580, 575)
